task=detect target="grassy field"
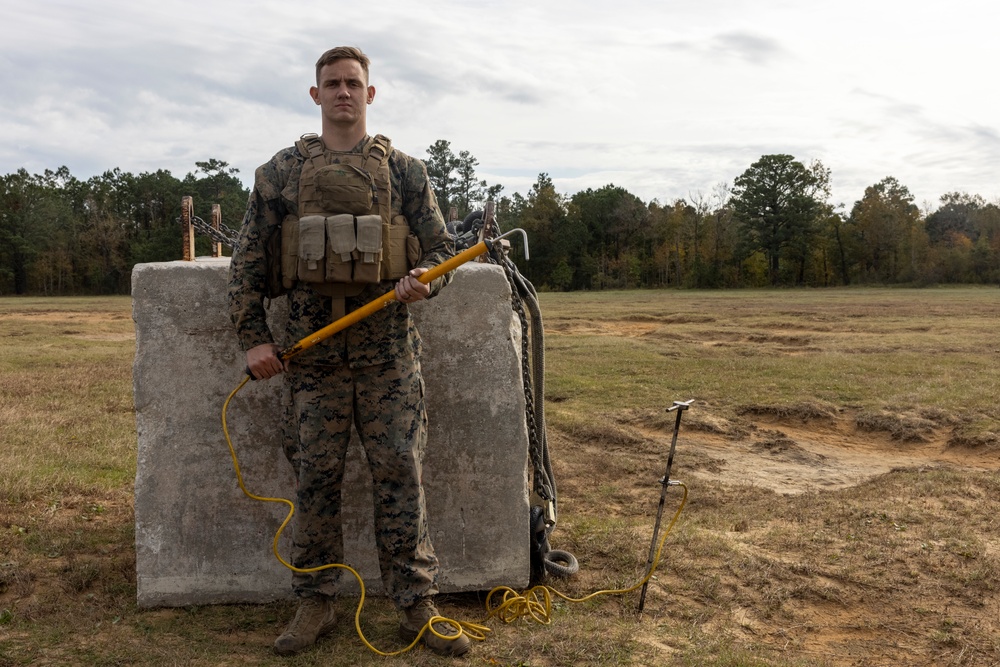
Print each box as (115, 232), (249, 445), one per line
(1, 287), (999, 666)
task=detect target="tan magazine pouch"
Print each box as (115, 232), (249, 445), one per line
(297, 216), (327, 283)
(354, 214), (383, 283)
(325, 214), (356, 282)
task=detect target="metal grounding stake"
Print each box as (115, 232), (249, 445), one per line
(638, 399), (693, 613)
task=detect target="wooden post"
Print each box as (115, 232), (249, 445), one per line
(211, 204), (223, 258)
(478, 200), (505, 261)
(483, 200), (496, 235)
(181, 196), (195, 261)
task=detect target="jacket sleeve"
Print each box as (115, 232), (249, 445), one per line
(398, 154), (455, 298)
(227, 159), (287, 351)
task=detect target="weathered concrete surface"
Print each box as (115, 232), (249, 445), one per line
(132, 259), (530, 607)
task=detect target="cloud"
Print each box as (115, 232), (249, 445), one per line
(709, 32), (786, 65)
(2, 0), (999, 212)
(663, 30), (787, 66)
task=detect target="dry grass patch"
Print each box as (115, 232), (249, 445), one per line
(736, 402), (840, 422)
(854, 408), (940, 442)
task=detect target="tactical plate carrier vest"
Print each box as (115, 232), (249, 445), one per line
(278, 133), (419, 298)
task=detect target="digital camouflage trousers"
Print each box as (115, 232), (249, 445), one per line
(283, 355), (439, 609)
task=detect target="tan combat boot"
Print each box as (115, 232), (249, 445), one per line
(399, 597), (472, 657)
(273, 596), (338, 656)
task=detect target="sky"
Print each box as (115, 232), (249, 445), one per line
(2, 0), (998, 214)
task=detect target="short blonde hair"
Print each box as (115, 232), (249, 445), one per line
(315, 46), (371, 84)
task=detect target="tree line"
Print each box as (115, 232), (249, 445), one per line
(0, 160), (247, 295)
(2, 146), (997, 295)
(486, 155), (1000, 290)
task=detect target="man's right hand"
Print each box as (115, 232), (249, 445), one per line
(246, 343), (285, 380)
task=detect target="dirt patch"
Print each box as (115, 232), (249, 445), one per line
(609, 403), (1000, 499)
(674, 409), (999, 495)
(547, 319), (662, 338)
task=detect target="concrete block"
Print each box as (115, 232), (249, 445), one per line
(132, 258), (530, 607)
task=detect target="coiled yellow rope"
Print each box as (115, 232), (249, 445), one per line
(485, 484), (688, 625)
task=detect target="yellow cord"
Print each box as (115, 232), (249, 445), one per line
(484, 484), (688, 625)
(222, 377), (490, 656)
(222, 376), (688, 653)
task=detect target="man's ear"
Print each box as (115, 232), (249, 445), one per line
(309, 86), (320, 105)
(367, 85), (376, 104)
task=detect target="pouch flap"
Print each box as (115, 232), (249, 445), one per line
(355, 215), (382, 261)
(298, 215), (326, 269)
(326, 214), (356, 260)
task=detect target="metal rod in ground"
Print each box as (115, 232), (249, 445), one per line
(638, 399), (693, 613)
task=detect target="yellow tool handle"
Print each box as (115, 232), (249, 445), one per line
(277, 240), (492, 363)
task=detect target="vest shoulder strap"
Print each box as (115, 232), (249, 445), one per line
(295, 133), (325, 159)
(295, 133), (328, 177)
(364, 134), (393, 175)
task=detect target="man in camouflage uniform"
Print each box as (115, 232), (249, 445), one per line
(227, 46), (471, 658)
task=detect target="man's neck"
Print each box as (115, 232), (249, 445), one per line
(321, 122), (367, 151)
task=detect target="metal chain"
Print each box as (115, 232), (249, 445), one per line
(469, 208), (554, 503)
(487, 213), (554, 502)
(491, 246), (552, 503)
(181, 214), (240, 248)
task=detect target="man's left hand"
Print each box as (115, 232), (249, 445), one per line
(395, 267), (431, 303)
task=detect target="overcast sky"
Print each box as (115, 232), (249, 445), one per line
(2, 0), (997, 213)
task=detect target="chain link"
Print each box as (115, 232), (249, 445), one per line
(180, 214), (240, 249)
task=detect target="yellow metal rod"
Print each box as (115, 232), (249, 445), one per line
(279, 240), (492, 363)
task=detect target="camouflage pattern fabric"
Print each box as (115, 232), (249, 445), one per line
(227, 136), (453, 608)
(284, 355), (439, 607)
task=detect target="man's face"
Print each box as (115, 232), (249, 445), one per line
(310, 59), (375, 128)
